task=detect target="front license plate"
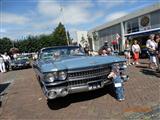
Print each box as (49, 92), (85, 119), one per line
(18, 64), (23, 66)
(88, 81), (102, 90)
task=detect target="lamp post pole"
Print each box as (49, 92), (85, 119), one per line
(60, 6), (69, 46)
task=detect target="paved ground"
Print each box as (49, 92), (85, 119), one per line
(0, 59), (160, 120)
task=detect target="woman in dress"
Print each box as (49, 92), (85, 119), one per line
(132, 40), (141, 65)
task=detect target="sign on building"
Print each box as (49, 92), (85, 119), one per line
(138, 15), (151, 31)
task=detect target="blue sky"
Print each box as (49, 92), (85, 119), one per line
(0, 0), (159, 40)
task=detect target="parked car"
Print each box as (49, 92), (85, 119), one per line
(10, 55), (31, 70)
(33, 46), (128, 100)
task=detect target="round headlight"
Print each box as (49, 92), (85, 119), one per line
(45, 73), (56, 82)
(58, 71), (67, 80)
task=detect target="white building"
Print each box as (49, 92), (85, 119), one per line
(76, 31), (88, 47)
(89, 3), (160, 51)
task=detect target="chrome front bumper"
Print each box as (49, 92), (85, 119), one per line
(42, 79), (112, 100)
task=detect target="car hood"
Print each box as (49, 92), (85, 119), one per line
(12, 59), (28, 64)
(39, 56), (126, 73)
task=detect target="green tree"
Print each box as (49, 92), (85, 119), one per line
(0, 37), (13, 53)
(52, 22), (68, 45)
(0, 22), (70, 53)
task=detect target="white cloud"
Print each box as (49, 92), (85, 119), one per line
(37, 0), (102, 25)
(0, 28), (6, 33)
(105, 11), (128, 22)
(96, 0), (139, 9)
(37, 0), (60, 17)
(53, 6), (90, 25)
(0, 13), (30, 25)
(96, 0), (126, 8)
(31, 20), (54, 30)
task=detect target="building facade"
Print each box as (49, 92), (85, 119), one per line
(76, 31), (88, 47)
(89, 3), (160, 51)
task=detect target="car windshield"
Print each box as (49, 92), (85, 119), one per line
(16, 56), (29, 60)
(40, 47), (85, 60)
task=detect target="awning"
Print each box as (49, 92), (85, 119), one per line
(124, 28), (160, 37)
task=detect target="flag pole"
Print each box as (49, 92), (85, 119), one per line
(60, 6), (69, 46)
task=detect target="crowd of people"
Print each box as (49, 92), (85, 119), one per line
(123, 34), (160, 71)
(99, 33), (160, 101)
(78, 34), (160, 71)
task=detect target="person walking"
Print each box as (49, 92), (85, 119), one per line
(3, 52), (11, 71)
(155, 34), (160, 72)
(132, 40), (141, 65)
(0, 54), (6, 73)
(124, 40), (131, 66)
(146, 34), (158, 69)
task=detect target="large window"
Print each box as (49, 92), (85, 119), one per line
(125, 18), (139, 34)
(150, 10), (160, 29)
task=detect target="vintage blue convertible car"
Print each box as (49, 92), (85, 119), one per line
(33, 46), (128, 100)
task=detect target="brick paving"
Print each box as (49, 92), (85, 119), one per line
(0, 59), (160, 120)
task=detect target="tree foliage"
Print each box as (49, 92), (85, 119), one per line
(52, 22), (68, 45)
(0, 37), (13, 53)
(0, 22), (71, 53)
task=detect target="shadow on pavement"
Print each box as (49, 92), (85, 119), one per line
(47, 84), (116, 110)
(0, 82), (10, 107)
(0, 82), (10, 94)
(139, 62), (148, 65)
(136, 65), (148, 69)
(140, 69), (160, 78)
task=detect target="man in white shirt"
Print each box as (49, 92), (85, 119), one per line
(146, 34), (158, 69)
(3, 52), (11, 71)
(0, 54), (6, 73)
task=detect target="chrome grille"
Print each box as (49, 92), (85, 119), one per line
(68, 66), (111, 86)
(68, 76), (108, 86)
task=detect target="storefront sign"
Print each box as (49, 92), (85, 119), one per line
(139, 15), (151, 31)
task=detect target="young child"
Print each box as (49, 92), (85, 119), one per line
(108, 64), (125, 101)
